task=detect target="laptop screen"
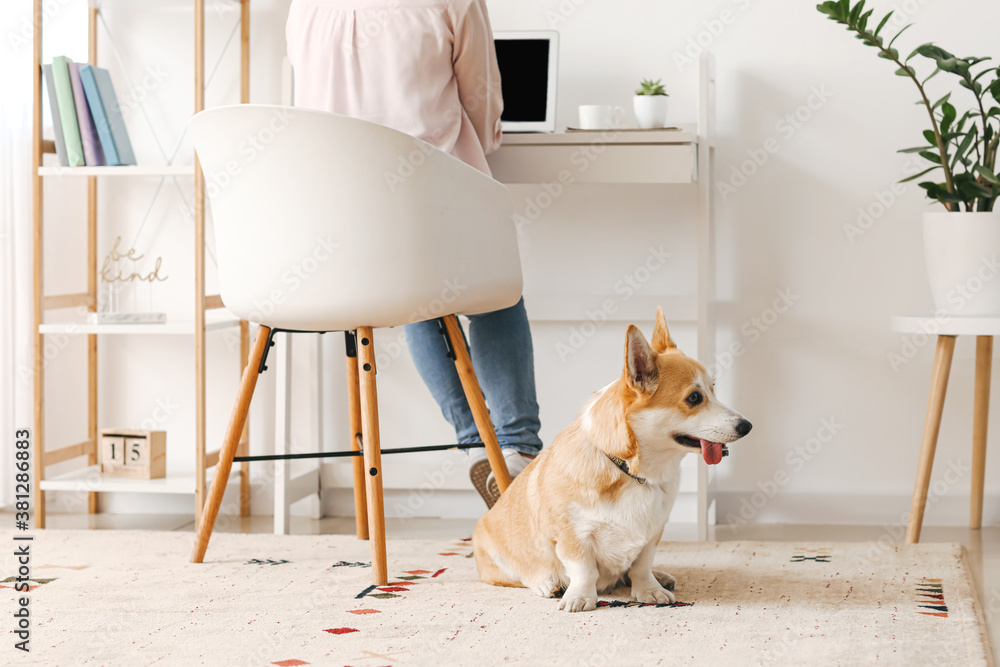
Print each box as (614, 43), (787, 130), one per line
(495, 38), (551, 123)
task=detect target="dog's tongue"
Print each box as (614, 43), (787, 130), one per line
(700, 439), (724, 465)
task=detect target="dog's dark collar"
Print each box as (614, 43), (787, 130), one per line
(607, 454), (646, 485)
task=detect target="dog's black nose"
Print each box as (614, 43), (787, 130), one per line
(735, 419), (753, 436)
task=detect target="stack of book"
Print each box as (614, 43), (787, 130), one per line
(43, 56), (136, 167)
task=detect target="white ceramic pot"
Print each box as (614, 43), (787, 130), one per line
(633, 95), (669, 129)
(923, 211), (1000, 315)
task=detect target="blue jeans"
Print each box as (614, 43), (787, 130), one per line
(404, 297), (542, 456)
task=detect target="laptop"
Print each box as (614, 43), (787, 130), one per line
(493, 31), (559, 133)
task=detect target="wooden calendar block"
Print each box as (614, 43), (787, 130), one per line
(99, 434), (126, 471)
(99, 429), (165, 479)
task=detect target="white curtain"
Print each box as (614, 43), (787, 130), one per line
(1, 7), (38, 509)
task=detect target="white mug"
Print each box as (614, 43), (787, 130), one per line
(578, 105), (626, 130)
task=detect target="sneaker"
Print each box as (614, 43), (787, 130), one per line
(469, 448), (536, 509)
(469, 449), (535, 507)
(468, 449), (495, 507)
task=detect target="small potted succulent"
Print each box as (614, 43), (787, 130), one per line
(633, 78), (670, 129)
(819, 0), (1000, 315)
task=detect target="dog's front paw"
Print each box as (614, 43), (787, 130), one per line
(529, 576), (562, 598)
(631, 584), (676, 605)
(651, 568), (676, 591)
(558, 592), (597, 613)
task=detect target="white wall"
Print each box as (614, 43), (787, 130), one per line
(24, 0), (1000, 530)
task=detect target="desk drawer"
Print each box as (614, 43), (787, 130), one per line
(487, 143), (696, 185)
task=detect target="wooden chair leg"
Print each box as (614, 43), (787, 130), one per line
(971, 335), (993, 529)
(442, 315), (512, 493)
(191, 325), (271, 563)
(345, 331), (369, 540)
(238, 320), (251, 517)
(357, 327), (387, 585)
(906, 335), (956, 544)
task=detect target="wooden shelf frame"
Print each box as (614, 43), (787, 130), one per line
(31, 0), (253, 529)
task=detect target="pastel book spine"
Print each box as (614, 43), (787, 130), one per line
(78, 65), (120, 166)
(41, 65), (68, 167)
(92, 67), (135, 166)
(68, 62), (105, 166)
(51, 56), (84, 167)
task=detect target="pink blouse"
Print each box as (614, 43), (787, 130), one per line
(285, 0), (504, 175)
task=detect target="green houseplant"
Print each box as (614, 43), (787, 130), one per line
(633, 78), (670, 129)
(818, 0), (1000, 315)
(635, 79), (669, 97)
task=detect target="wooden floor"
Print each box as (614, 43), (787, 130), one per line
(34, 513), (1000, 661)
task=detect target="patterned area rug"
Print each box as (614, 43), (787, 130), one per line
(1, 530), (991, 666)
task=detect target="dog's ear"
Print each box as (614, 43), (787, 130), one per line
(625, 325), (658, 394)
(651, 306), (676, 353)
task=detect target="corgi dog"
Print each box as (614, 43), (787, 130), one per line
(473, 307), (752, 612)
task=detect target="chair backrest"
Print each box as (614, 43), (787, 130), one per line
(188, 104), (522, 331)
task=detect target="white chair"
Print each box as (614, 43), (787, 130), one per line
(188, 104), (521, 585)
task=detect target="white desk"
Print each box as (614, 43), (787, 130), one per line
(486, 53), (717, 539)
(488, 127), (709, 328)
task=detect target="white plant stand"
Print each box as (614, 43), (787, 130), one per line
(891, 315), (997, 543)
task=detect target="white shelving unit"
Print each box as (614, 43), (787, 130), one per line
(31, 0), (253, 529)
(40, 465), (241, 495)
(38, 310), (241, 335)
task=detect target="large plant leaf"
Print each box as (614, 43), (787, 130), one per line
(887, 24), (913, 51)
(931, 93), (951, 110)
(873, 11), (893, 37)
(940, 102), (957, 133)
(915, 44), (955, 61)
(858, 9), (874, 31)
(919, 150), (942, 164)
(952, 131), (977, 169)
(849, 0), (866, 24)
(956, 127), (977, 153)
(977, 165), (1000, 186)
(957, 179), (993, 200)
(919, 182), (965, 204)
(921, 68), (941, 85)
(899, 165), (941, 182)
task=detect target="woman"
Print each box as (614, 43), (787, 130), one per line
(286, 0), (542, 507)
